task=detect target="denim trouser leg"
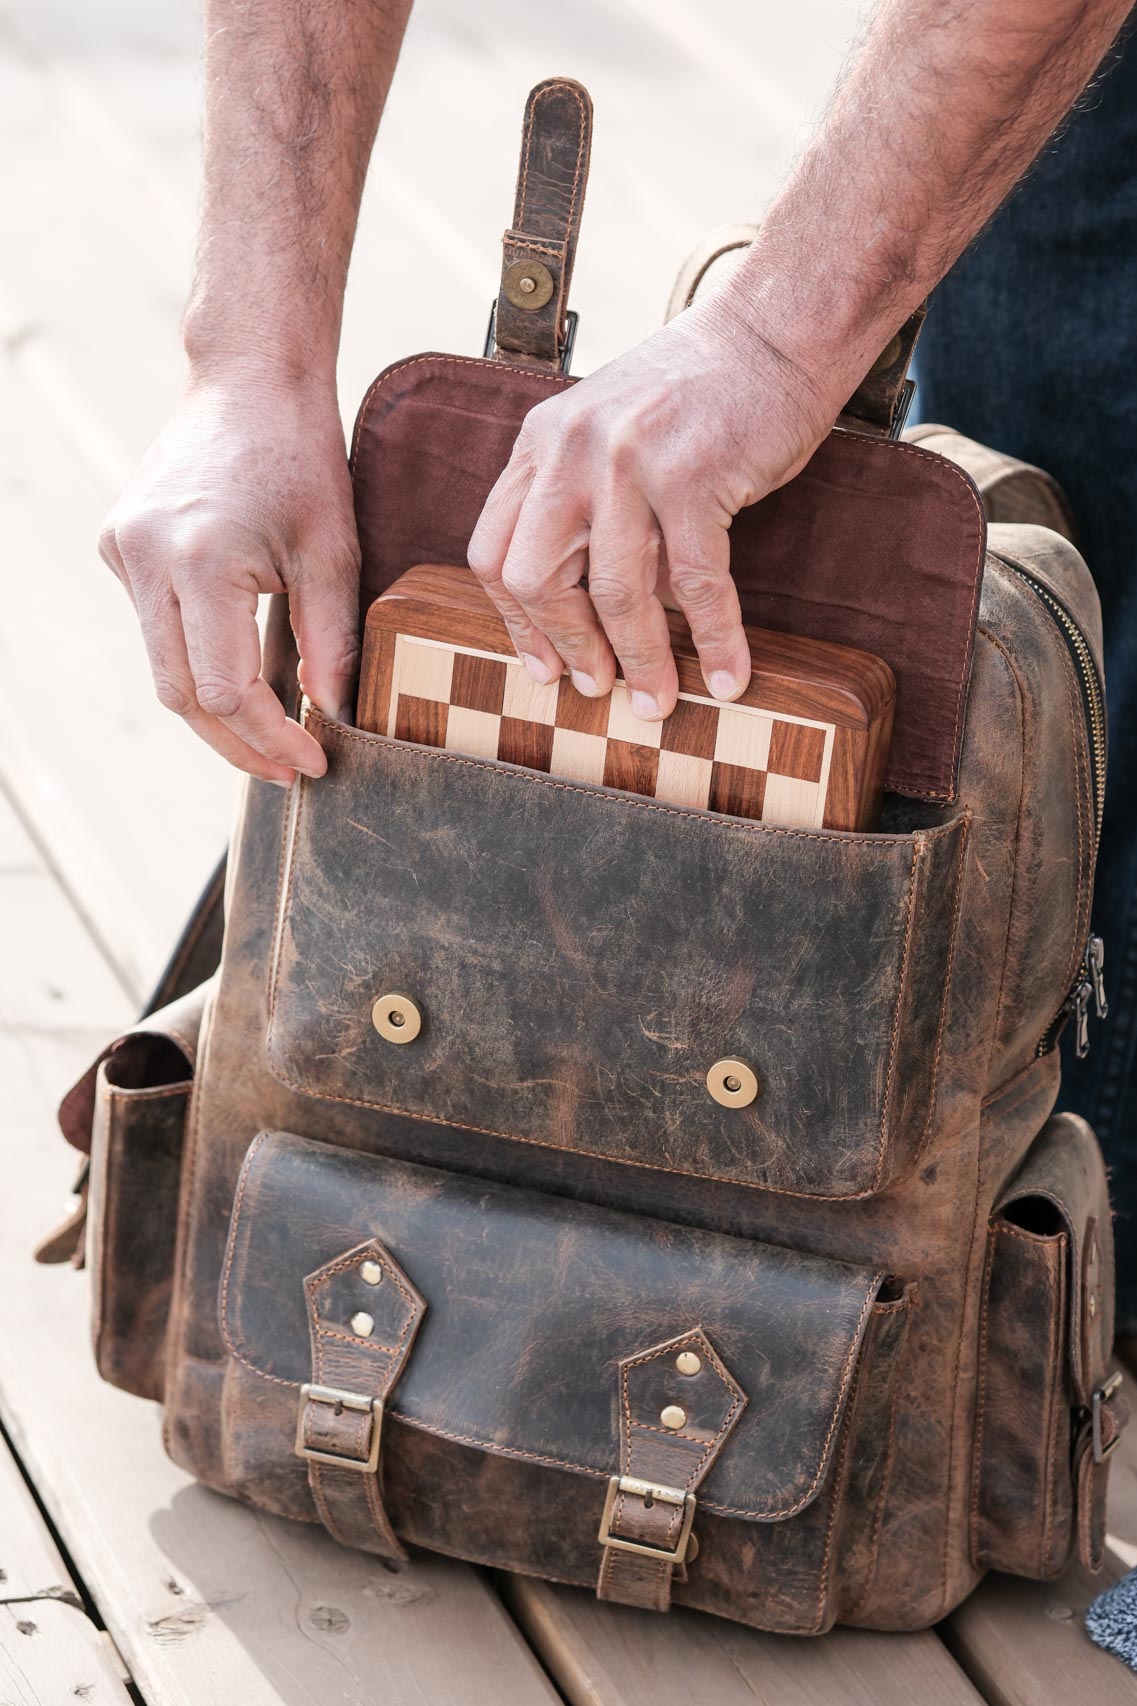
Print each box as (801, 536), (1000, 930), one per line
(913, 21), (1137, 1329)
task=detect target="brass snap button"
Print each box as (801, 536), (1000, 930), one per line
(503, 258), (554, 310)
(372, 993), (423, 1044)
(350, 1312), (374, 1338)
(675, 1351), (702, 1376)
(706, 1058), (759, 1109)
(360, 1261), (383, 1286)
(660, 1405), (688, 1431)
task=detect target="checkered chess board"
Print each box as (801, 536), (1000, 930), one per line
(383, 634), (837, 828)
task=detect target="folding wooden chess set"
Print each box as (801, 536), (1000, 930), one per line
(356, 563), (896, 831)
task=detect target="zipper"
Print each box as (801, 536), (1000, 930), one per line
(999, 558), (1108, 1057)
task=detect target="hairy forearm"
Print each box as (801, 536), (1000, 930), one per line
(183, 0), (413, 381)
(728, 0), (1132, 406)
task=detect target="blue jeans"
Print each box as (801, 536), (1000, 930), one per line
(914, 17), (1137, 1330)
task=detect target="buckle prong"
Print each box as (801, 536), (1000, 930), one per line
(295, 1382), (384, 1473)
(598, 1474), (696, 1564)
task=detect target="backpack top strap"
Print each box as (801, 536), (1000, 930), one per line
(491, 77), (593, 371)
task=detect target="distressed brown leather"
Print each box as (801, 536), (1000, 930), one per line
(268, 711), (968, 1199)
(492, 78), (592, 369)
(65, 87), (1123, 1635)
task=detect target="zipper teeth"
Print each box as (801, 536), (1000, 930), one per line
(1001, 561), (1106, 1054)
(1014, 572), (1107, 832)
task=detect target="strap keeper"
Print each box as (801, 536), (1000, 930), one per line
(295, 1383), (383, 1473)
(1092, 1370), (1124, 1464)
(598, 1475), (696, 1564)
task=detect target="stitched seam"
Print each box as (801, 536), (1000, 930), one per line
(218, 1132), (272, 1361)
(516, 80), (586, 240)
(980, 1051), (1056, 1114)
(873, 837), (922, 1191)
(1040, 1248), (1067, 1572)
(969, 1234), (998, 1567)
(814, 1382), (856, 1634)
(909, 810), (971, 1175)
(940, 1102), (986, 1607)
(504, 236), (570, 258)
(308, 709), (931, 849)
(846, 1287), (914, 1622)
(974, 624), (1027, 1050)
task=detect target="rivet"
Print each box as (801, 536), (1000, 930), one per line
(350, 1312), (374, 1338)
(372, 992), (423, 1044)
(502, 258), (554, 310)
(660, 1404), (687, 1431)
(360, 1261), (383, 1286)
(676, 1351), (702, 1376)
(706, 1058), (759, 1109)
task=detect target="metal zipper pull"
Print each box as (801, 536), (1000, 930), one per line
(1088, 934), (1109, 1019)
(1073, 980), (1093, 1059)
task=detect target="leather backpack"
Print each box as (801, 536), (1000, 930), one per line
(50, 78), (1126, 1634)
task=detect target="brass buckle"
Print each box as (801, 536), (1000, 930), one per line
(597, 1475), (696, 1564)
(1092, 1371), (1123, 1464)
(295, 1383), (383, 1473)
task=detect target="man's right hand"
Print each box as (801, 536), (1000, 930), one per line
(99, 370), (362, 786)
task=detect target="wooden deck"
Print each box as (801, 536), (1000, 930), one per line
(2, 1), (1136, 1700)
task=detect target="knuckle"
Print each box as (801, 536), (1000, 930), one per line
(193, 674), (249, 719)
(151, 671), (197, 717)
(588, 572), (645, 624)
(670, 561), (728, 614)
(500, 561), (542, 604)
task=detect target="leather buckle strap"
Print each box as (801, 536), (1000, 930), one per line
(596, 1327), (746, 1614)
(491, 78), (593, 370)
(296, 1239), (426, 1562)
(598, 1476), (696, 1565)
(296, 1385), (383, 1472)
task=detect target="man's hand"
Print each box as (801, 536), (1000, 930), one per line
(100, 373), (360, 785)
(469, 298), (834, 720)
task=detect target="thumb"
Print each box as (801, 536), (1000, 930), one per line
(290, 543), (362, 724)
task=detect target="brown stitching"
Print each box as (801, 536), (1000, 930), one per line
(940, 1093), (986, 1606)
(908, 809), (971, 1176)
(516, 80), (587, 241)
(980, 1048), (1056, 1114)
(873, 837), (922, 1190)
(814, 1378), (857, 1634)
(973, 623), (1027, 1056)
(503, 236), (570, 258)
(308, 707), (928, 849)
(1040, 1248), (1067, 1571)
(969, 1234), (998, 1567)
(847, 1290), (913, 1621)
(218, 1131), (273, 1364)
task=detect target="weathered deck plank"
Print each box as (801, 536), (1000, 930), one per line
(0, 789), (560, 1706)
(505, 1575), (985, 1706)
(0, 1429), (137, 1706)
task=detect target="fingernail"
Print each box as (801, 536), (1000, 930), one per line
(268, 778), (292, 790)
(709, 670), (741, 701)
(631, 690), (662, 721)
(299, 768), (324, 782)
(522, 652), (552, 685)
(571, 669), (598, 696)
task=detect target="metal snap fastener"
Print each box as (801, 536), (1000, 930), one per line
(350, 1312), (374, 1338)
(675, 1351), (702, 1376)
(360, 1261), (383, 1286)
(660, 1405), (687, 1431)
(503, 258), (554, 310)
(372, 993), (422, 1044)
(706, 1058), (759, 1108)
